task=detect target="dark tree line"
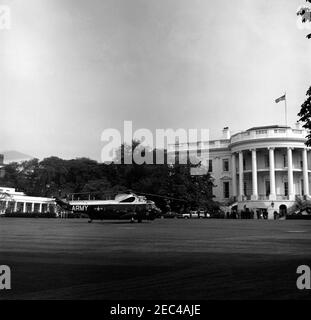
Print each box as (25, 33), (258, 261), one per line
(0, 142), (217, 213)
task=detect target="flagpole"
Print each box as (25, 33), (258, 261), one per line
(284, 92), (288, 127)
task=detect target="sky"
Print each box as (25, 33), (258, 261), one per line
(0, 0), (311, 161)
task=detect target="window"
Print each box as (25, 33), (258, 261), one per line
(196, 142), (201, 157)
(208, 159), (213, 172)
(301, 179), (304, 195)
(265, 180), (270, 196)
(223, 159), (229, 172)
(244, 182), (247, 196)
(264, 155), (269, 168)
(283, 154), (288, 167)
(256, 130), (267, 134)
(120, 197), (136, 203)
(223, 182), (230, 199)
(284, 182), (288, 196)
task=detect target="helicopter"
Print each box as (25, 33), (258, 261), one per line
(54, 191), (162, 223)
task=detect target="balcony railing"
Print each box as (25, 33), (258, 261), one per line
(243, 195), (291, 201)
(276, 195), (289, 200)
(258, 195), (269, 200)
(231, 127), (307, 144)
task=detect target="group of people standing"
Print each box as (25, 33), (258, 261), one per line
(226, 206), (271, 220)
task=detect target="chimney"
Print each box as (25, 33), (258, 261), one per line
(222, 127), (230, 139)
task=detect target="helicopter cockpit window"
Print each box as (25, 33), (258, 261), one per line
(120, 197), (136, 203)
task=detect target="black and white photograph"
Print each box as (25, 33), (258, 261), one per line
(1, 0), (311, 310)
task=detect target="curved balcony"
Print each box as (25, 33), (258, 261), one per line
(230, 126), (307, 145)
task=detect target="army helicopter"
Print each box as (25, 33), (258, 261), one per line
(54, 191), (161, 223)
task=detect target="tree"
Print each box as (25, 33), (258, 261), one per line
(81, 178), (112, 199)
(0, 141), (216, 212)
(297, 0), (311, 39)
(298, 88), (311, 145)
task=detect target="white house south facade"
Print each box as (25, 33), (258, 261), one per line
(169, 123), (311, 218)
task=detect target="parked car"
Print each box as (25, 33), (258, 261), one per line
(182, 210), (210, 219)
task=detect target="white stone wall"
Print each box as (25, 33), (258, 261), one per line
(169, 125), (311, 210)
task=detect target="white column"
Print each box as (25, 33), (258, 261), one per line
(251, 149), (258, 200)
(302, 148), (309, 197)
(39, 203), (42, 213)
(231, 153), (237, 199)
(287, 147), (294, 200)
(13, 201), (17, 212)
(31, 203), (35, 212)
(238, 151), (244, 200)
(23, 202), (27, 213)
(269, 147), (276, 200)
